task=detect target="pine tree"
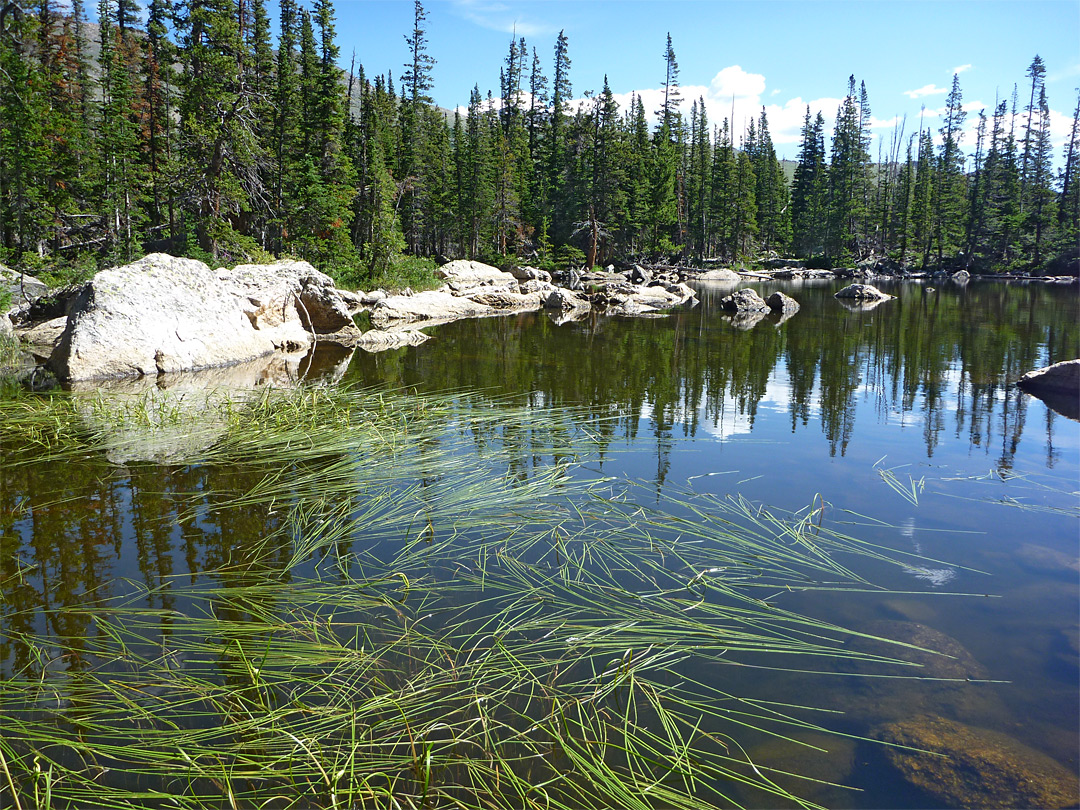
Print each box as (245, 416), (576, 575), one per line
(659, 33), (681, 131)
(399, 0), (435, 253)
(910, 126), (935, 265)
(1058, 91), (1080, 243)
(709, 118), (738, 260)
(791, 108), (827, 258)
(1025, 83), (1055, 265)
(1019, 55), (1046, 209)
(686, 97), (711, 260)
(933, 73), (967, 263)
(733, 148), (758, 256)
(287, 0), (357, 269)
(622, 93), (650, 256)
(750, 107), (789, 254)
(827, 76), (872, 260)
(547, 30), (571, 245)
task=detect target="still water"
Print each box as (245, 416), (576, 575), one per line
(2, 277), (1078, 807)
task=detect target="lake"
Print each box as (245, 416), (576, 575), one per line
(2, 276), (1077, 808)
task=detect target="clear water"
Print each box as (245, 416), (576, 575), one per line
(2, 277), (1077, 808)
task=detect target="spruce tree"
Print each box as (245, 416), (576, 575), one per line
(1058, 91), (1080, 244)
(547, 30), (571, 246)
(399, 0), (435, 254)
(933, 73), (967, 263)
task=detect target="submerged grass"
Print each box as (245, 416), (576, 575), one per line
(0, 384), (967, 809)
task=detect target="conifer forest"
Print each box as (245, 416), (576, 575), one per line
(0, 0), (1077, 285)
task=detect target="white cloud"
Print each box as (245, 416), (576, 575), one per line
(709, 65), (767, 99)
(952, 64), (973, 75)
(903, 84), (949, 99)
(447, 0), (555, 37)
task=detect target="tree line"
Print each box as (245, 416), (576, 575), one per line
(0, 0), (1077, 285)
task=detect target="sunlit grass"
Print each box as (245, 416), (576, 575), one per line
(0, 384), (967, 809)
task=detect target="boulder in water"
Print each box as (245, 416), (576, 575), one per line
(834, 283), (893, 302)
(720, 288), (769, 312)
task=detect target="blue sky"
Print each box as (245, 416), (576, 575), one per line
(325, 0), (1079, 162)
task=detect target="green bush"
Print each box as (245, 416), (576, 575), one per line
(335, 253), (440, 293)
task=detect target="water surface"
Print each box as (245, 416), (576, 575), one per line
(2, 277), (1077, 808)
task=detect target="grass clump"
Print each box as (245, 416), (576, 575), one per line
(0, 385), (955, 809)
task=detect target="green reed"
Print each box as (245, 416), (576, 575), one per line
(0, 383), (967, 809)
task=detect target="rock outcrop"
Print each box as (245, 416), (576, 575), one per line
(436, 259), (519, 293)
(593, 281), (696, 317)
(46, 254), (361, 381)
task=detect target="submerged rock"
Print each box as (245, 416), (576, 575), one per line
(1015, 542), (1080, 574)
(834, 283), (894, 302)
(812, 620), (1006, 727)
(876, 715), (1080, 809)
(842, 620), (987, 681)
(734, 732), (858, 809)
(45, 254), (360, 382)
(719, 288), (769, 313)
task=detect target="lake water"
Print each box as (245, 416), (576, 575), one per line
(2, 277), (1078, 808)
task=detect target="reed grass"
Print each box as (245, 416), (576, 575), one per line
(0, 384), (970, 809)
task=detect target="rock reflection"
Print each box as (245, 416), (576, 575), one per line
(70, 346), (353, 464)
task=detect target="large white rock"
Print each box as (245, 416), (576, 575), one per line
(48, 254), (360, 381)
(436, 260), (519, 292)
